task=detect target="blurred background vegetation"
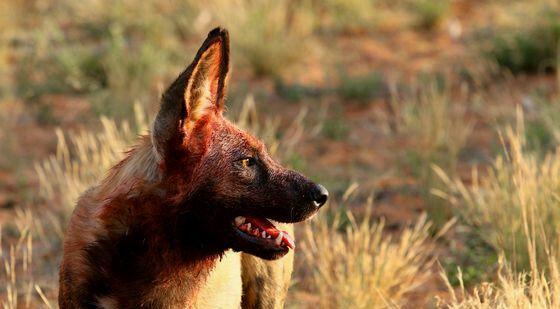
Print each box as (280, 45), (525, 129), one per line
(2, 0), (560, 307)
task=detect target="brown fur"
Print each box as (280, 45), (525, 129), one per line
(59, 27), (325, 309)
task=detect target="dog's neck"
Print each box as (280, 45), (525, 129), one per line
(85, 191), (227, 308)
(75, 137), (231, 307)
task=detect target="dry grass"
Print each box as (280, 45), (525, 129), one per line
(438, 144), (560, 308)
(0, 207), (57, 308)
(392, 81), (473, 227)
(316, 0), (379, 33)
(1, 209), (35, 308)
(35, 103), (149, 216)
(440, 254), (560, 308)
(207, 0), (315, 77)
(235, 94), (311, 160)
(0, 101), (24, 171)
(1, 104), (149, 308)
(395, 82), (472, 170)
(478, 0), (560, 74)
(435, 108), (560, 273)
(299, 189), (436, 308)
(433, 108), (560, 308)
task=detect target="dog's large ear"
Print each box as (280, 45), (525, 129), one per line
(153, 27), (229, 160)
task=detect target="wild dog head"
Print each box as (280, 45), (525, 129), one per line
(152, 27), (328, 260)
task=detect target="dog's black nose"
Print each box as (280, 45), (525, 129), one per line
(311, 184), (329, 207)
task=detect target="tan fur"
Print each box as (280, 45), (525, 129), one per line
(184, 43), (223, 130)
(190, 229), (294, 309)
(241, 224), (294, 309)
(195, 251), (242, 309)
(194, 239), (294, 309)
(97, 296), (118, 309)
(99, 136), (161, 196)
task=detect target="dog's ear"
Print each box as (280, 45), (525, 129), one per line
(153, 27), (230, 160)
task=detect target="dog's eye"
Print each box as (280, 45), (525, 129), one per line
(240, 157), (256, 168)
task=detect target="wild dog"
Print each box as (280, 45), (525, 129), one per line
(58, 27), (328, 308)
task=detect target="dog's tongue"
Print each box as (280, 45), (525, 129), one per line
(244, 215), (295, 249)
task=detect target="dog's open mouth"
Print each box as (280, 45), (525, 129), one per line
(233, 215), (295, 250)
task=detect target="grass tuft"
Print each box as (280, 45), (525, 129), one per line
(13, 1), (190, 118)
(35, 104), (149, 216)
(315, 0), (378, 34)
(440, 254), (560, 308)
(411, 0), (449, 31)
(300, 195), (434, 308)
(211, 0), (314, 77)
(338, 71), (385, 103)
(435, 108), (560, 272)
(482, 4), (560, 74)
(394, 81), (473, 228)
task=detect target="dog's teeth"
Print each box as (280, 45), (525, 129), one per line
(261, 231), (266, 238)
(267, 235), (272, 239)
(246, 223), (251, 230)
(234, 216), (245, 226)
(275, 233), (282, 245)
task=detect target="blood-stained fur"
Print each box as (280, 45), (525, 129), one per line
(59, 27), (327, 308)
